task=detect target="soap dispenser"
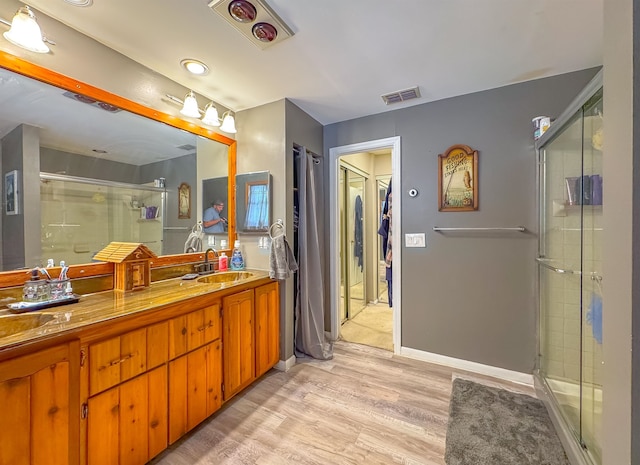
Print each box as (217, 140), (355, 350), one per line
(230, 240), (245, 270)
(218, 252), (228, 272)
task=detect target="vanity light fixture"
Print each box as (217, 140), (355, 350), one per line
(201, 102), (220, 127)
(219, 111), (237, 134)
(180, 59), (209, 76)
(179, 91), (201, 118)
(166, 93), (237, 133)
(0, 5), (51, 53)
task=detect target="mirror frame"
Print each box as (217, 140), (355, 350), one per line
(0, 50), (237, 287)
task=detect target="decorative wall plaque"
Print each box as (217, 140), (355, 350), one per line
(438, 144), (478, 212)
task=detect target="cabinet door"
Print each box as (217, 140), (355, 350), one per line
(222, 289), (255, 400)
(0, 342), (78, 465)
(255, 282), (280, 378)
(170, 302), (221, 359)
(87, 366), (167, 465)
(168, 341), (222, 444)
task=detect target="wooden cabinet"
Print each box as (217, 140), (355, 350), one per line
(89, 321), (168, 396)
(255, 282), (280, 378)
(87, 365), (167, 465)
(0, 342), (80, 465)
(168, 340), (222, 444)
(222, 289), (255, 400)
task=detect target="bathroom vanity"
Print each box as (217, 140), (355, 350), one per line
(0, 270), (279, 465)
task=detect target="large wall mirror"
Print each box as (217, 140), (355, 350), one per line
(0, 53), (236, 272)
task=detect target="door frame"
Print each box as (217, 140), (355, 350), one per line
(329, 136), (401, 353)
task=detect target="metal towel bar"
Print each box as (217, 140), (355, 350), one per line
(536, 258), (580, 275)
(432, 226), (525, 232)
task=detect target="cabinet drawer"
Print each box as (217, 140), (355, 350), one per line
(89, 322), (168, 396)
(169, 302), (221, 359)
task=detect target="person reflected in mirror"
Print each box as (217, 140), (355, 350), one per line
(203, 200), (227, 233)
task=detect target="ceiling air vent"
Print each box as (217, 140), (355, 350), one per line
(177, 144), (197, 151)
(381, 87), (421, 105)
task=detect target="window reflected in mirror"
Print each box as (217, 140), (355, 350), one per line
(236, 171), (272, 232)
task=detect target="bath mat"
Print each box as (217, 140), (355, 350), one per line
(444, 379), (569, 465)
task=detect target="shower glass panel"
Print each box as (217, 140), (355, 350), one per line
(538, 84), (603, 465)
(41, 174), (165, 266)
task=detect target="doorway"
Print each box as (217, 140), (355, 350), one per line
(329, 136), (401, 354)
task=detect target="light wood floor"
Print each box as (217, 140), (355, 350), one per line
(151, 341), (534, 465)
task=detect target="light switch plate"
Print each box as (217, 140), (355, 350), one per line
(405, 233), (426, 248)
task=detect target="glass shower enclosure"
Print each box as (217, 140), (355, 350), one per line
(536, 71), (603, 465)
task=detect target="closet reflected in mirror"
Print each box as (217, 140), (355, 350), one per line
(235, 171), (272, 232)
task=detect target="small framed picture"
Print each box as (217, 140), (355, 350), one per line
(4, 170), (19, 215)
(178, 182), (191, 219)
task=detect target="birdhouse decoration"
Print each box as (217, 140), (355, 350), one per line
(93, 242), (157, 291)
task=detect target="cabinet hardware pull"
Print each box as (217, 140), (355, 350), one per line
(109, 353), (134, 366)
(81, 403), (88, 419)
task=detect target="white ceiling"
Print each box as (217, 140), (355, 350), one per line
(22, 0), (603, 126)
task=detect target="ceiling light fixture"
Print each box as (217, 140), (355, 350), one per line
(180, 59), (209, 76)
(209, 0), (293, 49)
(228, 0), (257, 22)
(166, 93), (236, 133)
(0, 6), (51, 53)
(63, 0), (93, 6)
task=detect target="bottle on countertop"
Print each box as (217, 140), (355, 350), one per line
(23, 269), (49, 302)
(230, 240), (245, 270)
(218, 252), (228, 272)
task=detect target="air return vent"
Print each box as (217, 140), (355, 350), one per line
(381, 86), (421, 105)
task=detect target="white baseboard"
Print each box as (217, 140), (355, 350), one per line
(275, 355), (296, 372)
(399, 346), (534, 386)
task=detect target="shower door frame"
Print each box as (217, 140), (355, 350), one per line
(534, 70), (603, 465)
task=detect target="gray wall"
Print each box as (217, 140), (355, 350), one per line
(602, 0), (636, 463)
(1, 125), (40, 270)
(324, 68), (599, 373)
(40, 147), (140, 183)
(236, 98), (323, 364)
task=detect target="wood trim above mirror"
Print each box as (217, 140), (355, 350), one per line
(0, 50), (237, 286)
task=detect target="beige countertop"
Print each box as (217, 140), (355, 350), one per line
(0, 269), (271, 353)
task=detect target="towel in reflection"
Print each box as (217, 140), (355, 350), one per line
(269, 234), (298, 280)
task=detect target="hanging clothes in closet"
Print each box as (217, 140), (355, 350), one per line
(377, 179), (392, 307)
(354, 194), (363, 272)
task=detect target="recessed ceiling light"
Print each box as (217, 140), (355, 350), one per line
(63, 0), (93, 6)
(180, 59), (209, 76)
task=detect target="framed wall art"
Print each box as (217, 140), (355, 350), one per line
(178, 182), (191, 219)
(4, 170), (19, 215)
(438, 144), (478, 212)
